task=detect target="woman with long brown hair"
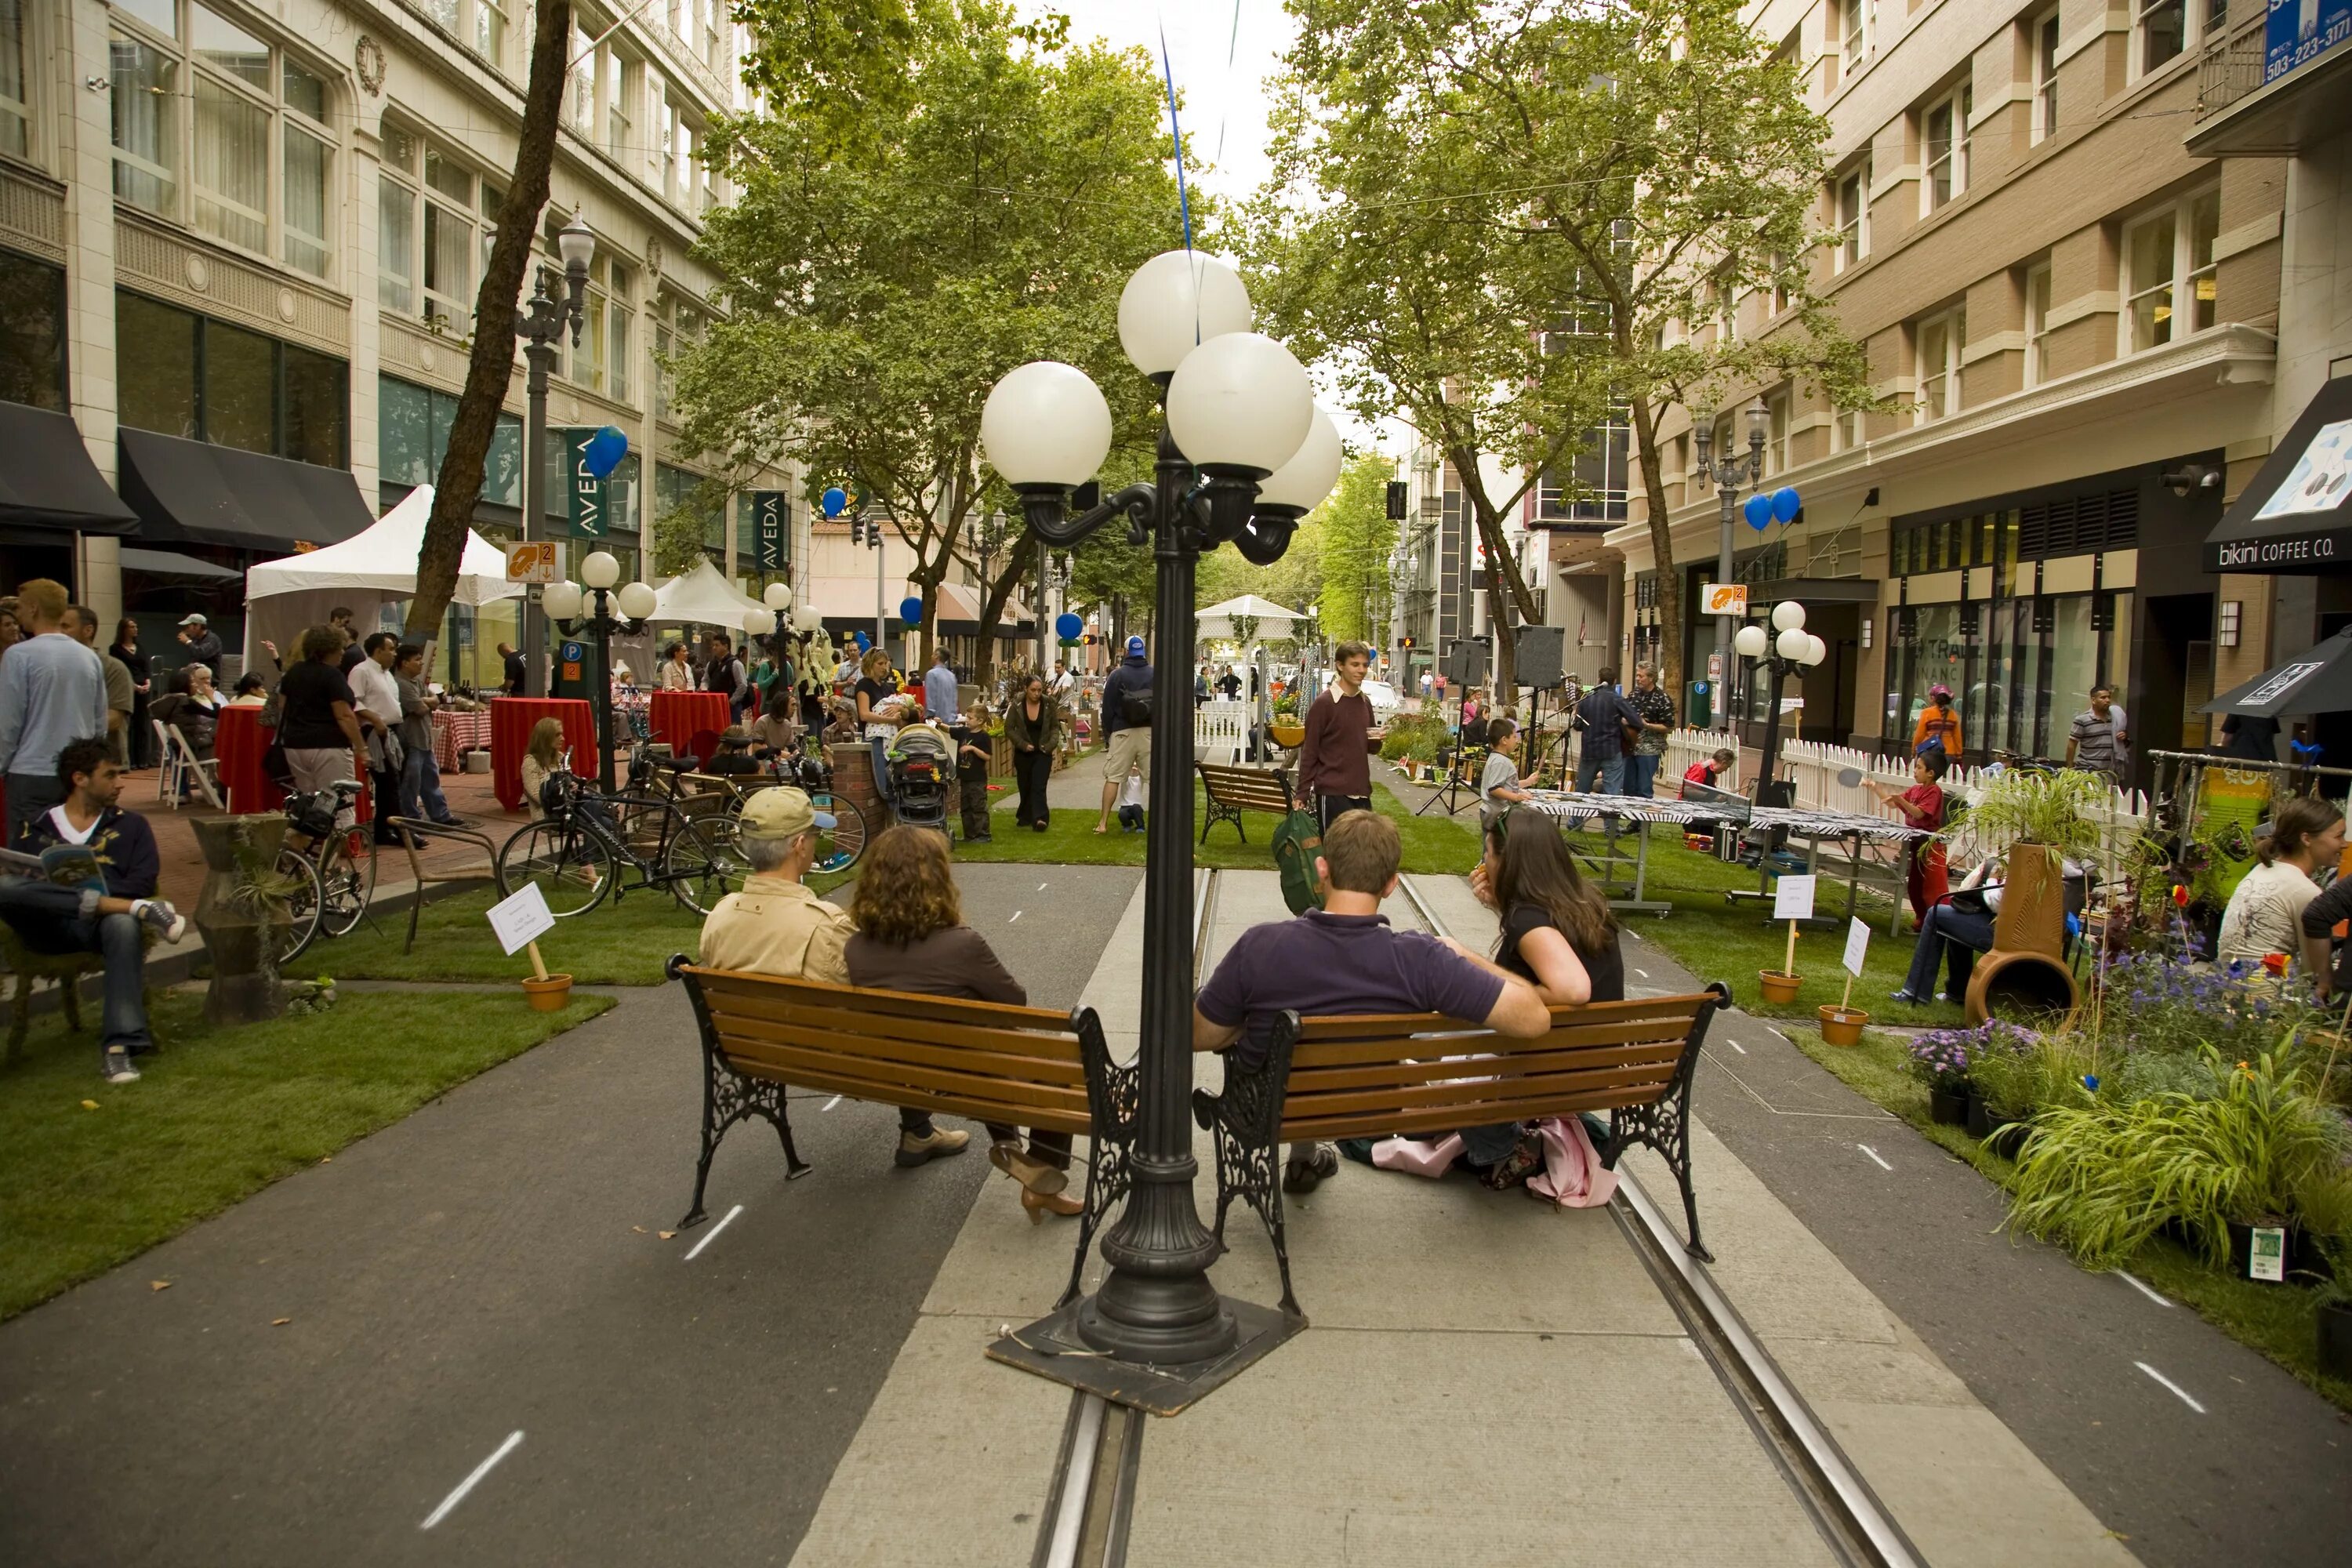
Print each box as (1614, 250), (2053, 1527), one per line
(845, 826), (1079, 1221)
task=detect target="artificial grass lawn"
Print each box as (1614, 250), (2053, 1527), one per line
(955, 780), (1481, 874)
(280, 882), (717, 986)
(1788, 1025), (2352, 1413)
(0, 985), (612, 1319)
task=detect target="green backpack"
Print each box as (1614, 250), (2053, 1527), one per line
(1271, 809), (1327, 916)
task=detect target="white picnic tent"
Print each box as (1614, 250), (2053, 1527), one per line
(1195, 592), (1304, 642)
(241, 485), (521, 671)
(650, 557), (764, 629)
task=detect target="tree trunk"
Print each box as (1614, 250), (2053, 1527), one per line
(408, 0), (572, 637)
(1628, 392), (1688, 713)
(974, 541), (1030, 691)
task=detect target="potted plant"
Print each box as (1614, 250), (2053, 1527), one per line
(1908, 1028), (1977, 1124)
(1958, 768), (2109, 1025)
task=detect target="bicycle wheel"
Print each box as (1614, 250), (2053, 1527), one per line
(497, 818), (614, 916)
(318, 828), (379, 939)
(810, 792), (867, 874)
(274, 848), (327, 964)
(665, 815), (750, 916)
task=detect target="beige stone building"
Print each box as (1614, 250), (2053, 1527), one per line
(0, 0), (804, 690)
(1607, 0), (2352, 783)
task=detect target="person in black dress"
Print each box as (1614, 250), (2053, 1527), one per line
(110, 619), (152, 768)
(1451, 808), (1624, 1187)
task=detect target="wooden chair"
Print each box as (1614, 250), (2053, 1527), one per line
(386, 818), (500, 954)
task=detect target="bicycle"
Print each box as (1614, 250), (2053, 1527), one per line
(767, 735), (868, 874)
(274, 779), (377, 964)
(494, 747), (739, 918)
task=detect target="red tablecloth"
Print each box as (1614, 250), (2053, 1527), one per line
(651, 690), (731, 769)
(212, 704), (372, 822)
(433, 709), (493, 773)
(491, 697), (599, 811)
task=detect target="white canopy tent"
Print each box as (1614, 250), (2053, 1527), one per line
(649, 557), (764, 630)
(1196, 593), (1304, 642)
(241, 485), (521, 673)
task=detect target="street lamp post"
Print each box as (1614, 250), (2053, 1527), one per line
(1733, 600), (1828, 806)
(542, 550), (657, 793)
(739, 580), (797, 717)
(517, 212), (597, 699)
(978, 252), (1344, 1405)
(1692, 401), (1770, 716)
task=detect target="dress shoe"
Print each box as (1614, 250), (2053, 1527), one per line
(989, 1139), (1068, 1196)
(1023, 1187), (1083, 1224)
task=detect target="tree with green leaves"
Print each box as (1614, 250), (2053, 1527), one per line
(1315, 453), (1398, 644)
(676, 2), (1186, 684)
(1257, 0), (1870, 701)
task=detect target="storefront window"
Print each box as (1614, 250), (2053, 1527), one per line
(0, 245), (67, 411)
(2048, 597), (2096, 746)
(117, 291), (198, 437)
(203, 317), (276, 452)
(379, 372), (520, 503)
(116, 289), (347, 462)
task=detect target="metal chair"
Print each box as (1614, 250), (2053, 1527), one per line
(386, 817), (500, 954)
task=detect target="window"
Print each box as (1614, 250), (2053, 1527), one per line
(1539, 405), (1630, 522)
(474, 0), (507, 69)
(107, 2), (336, 279)
(1832, 408), (1866, 452)
(1766, 390), (1791, 474)
(608, 53), (637, 157)
(652, 291), (706, 423)
(381, 136), (503, 328)
(1834, 160), (1870, 272)
(1715, 275), (1737, 342)
(2122, 188), (2220, 354)
(1922, 84), (1970, 214)
(657, 461), (724, 569)
(379, 376), (523, 504)
(1839, 0), (1872, 77)
(1768, 251), (1791, 317)
(2024, 263), (2053, 385)
(607, 260), (633, 404)
(2031, 9), (2060, 143)
(1, 0), (31, 159)
(0, 245), (67, 409)
(114, 287), (347, 463)
(2136, 0), (2187, 75)
(568, 17), (597, 133)
(1916, 307), (1965, 423)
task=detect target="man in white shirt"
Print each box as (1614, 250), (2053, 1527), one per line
(922, 646), (960, 723)
(348, 633), (405, 845)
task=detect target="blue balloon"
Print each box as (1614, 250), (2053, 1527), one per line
(1743, 492), (1773, 532)
(580, 425), (629, 481)
(1770, 485), (1802, 524)
(821, 486), (848, 518)
(898, 596), (924, 627)
(853, 630), (870, 649)
(1055, 612), (1083, 641)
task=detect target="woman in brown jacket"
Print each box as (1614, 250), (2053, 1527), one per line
(1000, 673), (1058, 832)
(844, 826), (1079, 1221)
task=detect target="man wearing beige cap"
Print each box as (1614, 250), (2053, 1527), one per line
(698, 787), (969, 1166)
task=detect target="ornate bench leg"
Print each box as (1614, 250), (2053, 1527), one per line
(1196, 1015), (1305, 1320)
(1067, 1006), (1137, 1309)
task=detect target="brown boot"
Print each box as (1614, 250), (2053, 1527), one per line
(895, 1125), (971, 1167)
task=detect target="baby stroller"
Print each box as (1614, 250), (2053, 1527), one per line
(887, 724), (955, 835)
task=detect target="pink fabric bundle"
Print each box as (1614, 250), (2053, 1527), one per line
(1525, 1116), (1617, 1208)
(1371, 1133), (1464, 1177)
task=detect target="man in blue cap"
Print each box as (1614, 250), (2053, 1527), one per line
(1096, 633), (1155, 835)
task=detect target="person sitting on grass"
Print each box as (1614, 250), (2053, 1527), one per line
(1192, 809), (1550, 1193)
(702, 791), (969, 1170)
(1478, 717), (1534, 829)
(845, 826), (1069, 1218)
(0, 739), (187, 1083)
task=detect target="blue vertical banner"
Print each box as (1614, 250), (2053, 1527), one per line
(750, 491), (788, 572)
(2267, 0), (2350, 83)
(561, 430), (607, 538)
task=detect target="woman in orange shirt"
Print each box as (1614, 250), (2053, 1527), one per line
(1911, 683), (1962, 757)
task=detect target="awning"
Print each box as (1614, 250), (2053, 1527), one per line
(0, 402), (139, 537)
(2202, 376), (2352, 573)
(118, 427), (372, 552)
(933, 580), (1033, 637)
(118, 547), (239, 581)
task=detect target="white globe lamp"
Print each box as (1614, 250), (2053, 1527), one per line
(980, 361), (1114, 488)
(542, 580), (583, 620)
(580, 550), (621, 590)
(793, 604), (825, 633)
(616, 581), (658, 622)
(1802, 633), (1828, 666)
(763, 582), (793, 612)
(1255, 406), (1345, 516)
(1775, 626), (1809, 661)
(1733, 624), (1769, 659)
(742, 608), (771, 637)
(1118, 250), (1254, 377)
(1771, 600), (1806, 632)
(1164, 332), (1315, 477)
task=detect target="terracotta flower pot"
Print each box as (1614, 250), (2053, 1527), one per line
(1817, 1005), (1868, 1046)
(1758, 969), (1802, 1004)
(522, 973), (575, 1011)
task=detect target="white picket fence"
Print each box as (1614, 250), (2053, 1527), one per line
(1195, 699), (1250, 766)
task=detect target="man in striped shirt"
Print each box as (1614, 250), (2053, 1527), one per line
(2064, 686), (2129, 782)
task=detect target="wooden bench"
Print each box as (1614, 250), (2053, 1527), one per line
(670, 956), (1138, 1308)
(1191, 985), (1730, 1317)
(1196, 762), (1295, 844)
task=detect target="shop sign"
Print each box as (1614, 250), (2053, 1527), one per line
(750, 491), (788, 572)
(561, 430), (606, 538)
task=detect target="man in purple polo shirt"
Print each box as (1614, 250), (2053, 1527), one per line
(1193, 808), (1550, 1192)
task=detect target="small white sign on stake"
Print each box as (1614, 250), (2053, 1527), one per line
(487, 881), (555, 956)
(1842, 917), (1871, 978)
(1772, 873), (1817, 923)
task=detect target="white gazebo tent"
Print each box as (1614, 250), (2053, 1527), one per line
(241, 485), (521, 673)
(649, 557), (764, 630)
(1194, 592), (1303, 641)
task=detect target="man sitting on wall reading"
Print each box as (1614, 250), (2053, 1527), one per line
(1192, 809), (1549, 1192)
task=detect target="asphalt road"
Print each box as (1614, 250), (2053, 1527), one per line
(1613, 922), (2352, 1568)
(0, 863), (1143, 1568)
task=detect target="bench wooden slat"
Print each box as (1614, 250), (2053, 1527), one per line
(702, 1010), (1088, 1087)
(724, 1053), (1094, 1137)
(688, 966), (1073, 1029)
(1287, 1019), (1697, 1069)
(1280, 1085), (1667, 1142)
(721, 1037), (1091, 1119)
(1285, 995), (1717, 1041)
(703, 993), (1083, 1069)
(1276, 1058), (1683, 1122)
(1284, 1040), (1683, 1094)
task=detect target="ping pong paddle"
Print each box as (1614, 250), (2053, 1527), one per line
(1835, 766), (1865, 788)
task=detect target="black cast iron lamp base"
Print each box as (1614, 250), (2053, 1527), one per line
(972, 252), (1343, 1412)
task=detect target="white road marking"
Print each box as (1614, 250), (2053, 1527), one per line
(1857, 1145), (1893, 1171)
(822, 1095), (841, 1112)
(1725, 1039), (1748, 1054)
(1632, 967), (1650, 979)
(2116, 1271), (2173, 1308)
(683, 1204), (743, 1261)
(420, 1431), (524, 1529)
(1009, 909), (1023, 923)
(1038, 882), (1049, 891)
(1766, 1027), (1791, 1043)
(2135, 1361), (2206, 1413)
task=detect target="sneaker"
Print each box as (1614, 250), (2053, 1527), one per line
(433, 816), (470, 829)
(1282, 1143), (1340, 1194)
(895, 1125), (971, 1167)
(102, 1046), (140, 1084)
(131, 899), (188, 944)
(1888, 988), (1920, 1004)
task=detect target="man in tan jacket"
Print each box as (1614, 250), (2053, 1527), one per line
(697, 786), (968, 1166)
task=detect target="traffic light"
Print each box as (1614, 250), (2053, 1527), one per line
(1398, 634), (1416, 650)
(1385, 481), (1408, 521)
(847, 514), (863, 546)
